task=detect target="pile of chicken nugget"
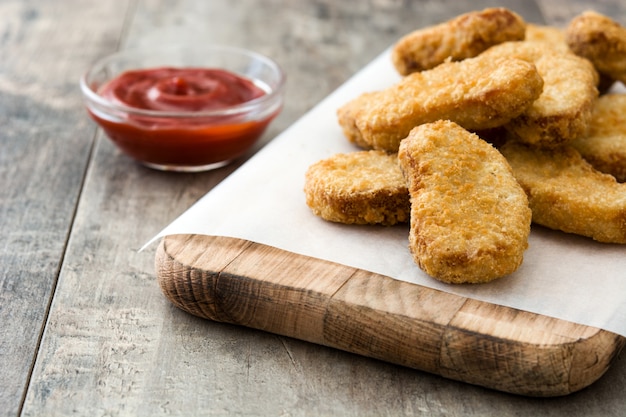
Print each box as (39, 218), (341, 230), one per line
(304, 8), (626, 284)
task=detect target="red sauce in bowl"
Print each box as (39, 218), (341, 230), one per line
(100, 67), (266, 111)
(88, 67), (281, 170)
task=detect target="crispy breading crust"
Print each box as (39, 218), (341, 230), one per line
(480, 41), (599, 148)
(571, 94), (626, 182)
(525, 24), (568, 51)
(391, 7), (526, 76)
(566, 11), (626, 84)
(526, 23), (615, 92)
(500, 140), (626, 244)
(337, 54), (543, 153)
(398, 121), (532, 284)
(304, 151), (409, 226)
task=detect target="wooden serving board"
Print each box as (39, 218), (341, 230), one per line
(155, 234), (625, 397)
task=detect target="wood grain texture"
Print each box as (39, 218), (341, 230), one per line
(156, 235), (625, 397)
(0, 1), (127, 415)
(4, 0), (626, 416)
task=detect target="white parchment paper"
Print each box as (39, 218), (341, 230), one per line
(146, 49), (626, 338)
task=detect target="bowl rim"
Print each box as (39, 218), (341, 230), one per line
(79, 44), (286, 119)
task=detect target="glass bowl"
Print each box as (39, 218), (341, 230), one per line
(80, 45), (285, 172)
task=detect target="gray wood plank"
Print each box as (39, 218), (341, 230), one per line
(15, 0), (626, 416)
(0, 1), (129, 416)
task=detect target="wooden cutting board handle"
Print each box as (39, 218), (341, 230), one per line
(155, 234), (625, 397)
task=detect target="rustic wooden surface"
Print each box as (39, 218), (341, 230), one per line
(156, 235), (625, 397)
(1, 0), (625, 416)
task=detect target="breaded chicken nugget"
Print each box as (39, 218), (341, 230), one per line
(571, 94), (626, 182)
(391, 7), (526, 76)
(526, 23), (615, 92)
(398, 121), (532, 284)
(337, 55), (543, 153)
(566, 11), (626, 85)
(304, 151), (409, 226)
(525, 23), (568, 51)
(480, 41), (599, 148)
(500, 141), (626, 244)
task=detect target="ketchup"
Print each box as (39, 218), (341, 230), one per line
(90, 67), (280, 169)
(99, 68), (266, 112)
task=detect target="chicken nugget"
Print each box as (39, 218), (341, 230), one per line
(500, 141), (626, 244)
(525, 24), (568, 51)
(566, 11), (626, 85)
(337, 55), (543, 153)
(304, 150), (409, 226)
(480, 41), (599, 148)
(398, 120), (532, 284)
(570, 94), (626, 182)
(391, 7), (526, 76)
(525, 23), (615, 92)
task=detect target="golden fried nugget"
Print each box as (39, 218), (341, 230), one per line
(525, 23), (568, 51)
(480, 41), (599, 148)
(337, 54), (543, 153)
(391, 7), (526, 76)
(571, 94), (626, 182)
(566, 11), (626, 85)
(398, 121), (532, 284)
(500, 141), (626, 244)
(304, 151), (409, 226)
(526, 23), (615, 92)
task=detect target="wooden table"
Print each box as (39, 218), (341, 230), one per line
(2, 0), (625, 415)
